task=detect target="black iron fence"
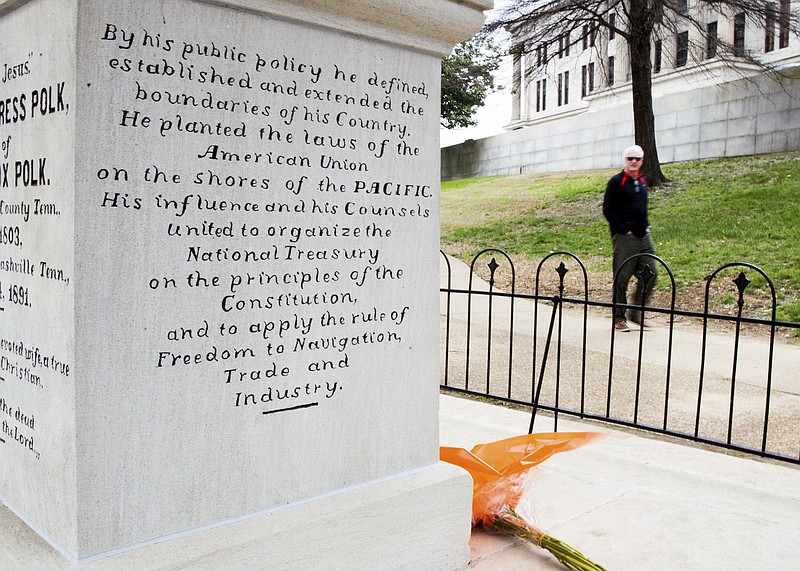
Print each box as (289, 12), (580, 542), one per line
(440, 248), (800, 465)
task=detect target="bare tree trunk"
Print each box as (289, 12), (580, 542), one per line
(628, 3), (668, 187)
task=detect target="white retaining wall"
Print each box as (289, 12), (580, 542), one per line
(441, 67), (800, 180)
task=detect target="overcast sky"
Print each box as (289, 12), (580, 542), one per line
(439, 33), (514, 148)
(439, 86), (511, 147)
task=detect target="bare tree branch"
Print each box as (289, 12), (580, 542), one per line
(483, 0), (800, 187)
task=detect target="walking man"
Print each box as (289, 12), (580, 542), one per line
(602, 145), (658, 332)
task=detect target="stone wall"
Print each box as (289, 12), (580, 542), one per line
(442, 67), (800, 180)
(1, 0), (486, 566)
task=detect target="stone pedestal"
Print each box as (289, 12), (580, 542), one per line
(0, 0), (488, 567)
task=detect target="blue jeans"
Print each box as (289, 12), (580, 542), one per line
(611, 233), (657, 323)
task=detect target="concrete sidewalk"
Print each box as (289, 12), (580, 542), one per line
(440, 393), (800, 571)
(439, 253), (800, 569)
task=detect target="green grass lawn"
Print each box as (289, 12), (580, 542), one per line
(440, 151), (800, 325)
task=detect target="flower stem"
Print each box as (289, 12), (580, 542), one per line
(491, 508), (607, 571)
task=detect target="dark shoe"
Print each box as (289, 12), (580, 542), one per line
(614, 321), (630, 332)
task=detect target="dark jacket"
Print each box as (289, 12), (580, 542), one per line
(602, 171), (650, 237)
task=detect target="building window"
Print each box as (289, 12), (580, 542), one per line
(581, 66), (587, 97)
(557, 71), (569, 106)
(676, 31), (689, 67)
(537, 43), (548, 66)
(706, 21), (718, 58)
(765, 3), (776, 52)
(590, 26), (598, 47)
(609, 13), (616, 40)
(733, 12), (746, 56)
(780, 0), (790, 48)
(558, 32), (571, 57)
(581, 63), (595, 97)
(536, 79), (547, 112)
(607, 56), (615, 86)
(582, 25), (589, 49)
(654, 40), (662, 73)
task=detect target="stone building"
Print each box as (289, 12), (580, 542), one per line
(441, 1), (800, 180)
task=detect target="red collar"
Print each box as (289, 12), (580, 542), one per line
(620, 172), (646, 187)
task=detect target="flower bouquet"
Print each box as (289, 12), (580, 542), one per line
(441, 432), (607, 571)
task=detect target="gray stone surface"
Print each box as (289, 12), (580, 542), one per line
(0, 462), (473, 570)
(0, 0), (488, 565)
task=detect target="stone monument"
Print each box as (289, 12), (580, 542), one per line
(0, 0), (490, 568)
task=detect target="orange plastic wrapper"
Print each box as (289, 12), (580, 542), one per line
(441, 432), (605, 526)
